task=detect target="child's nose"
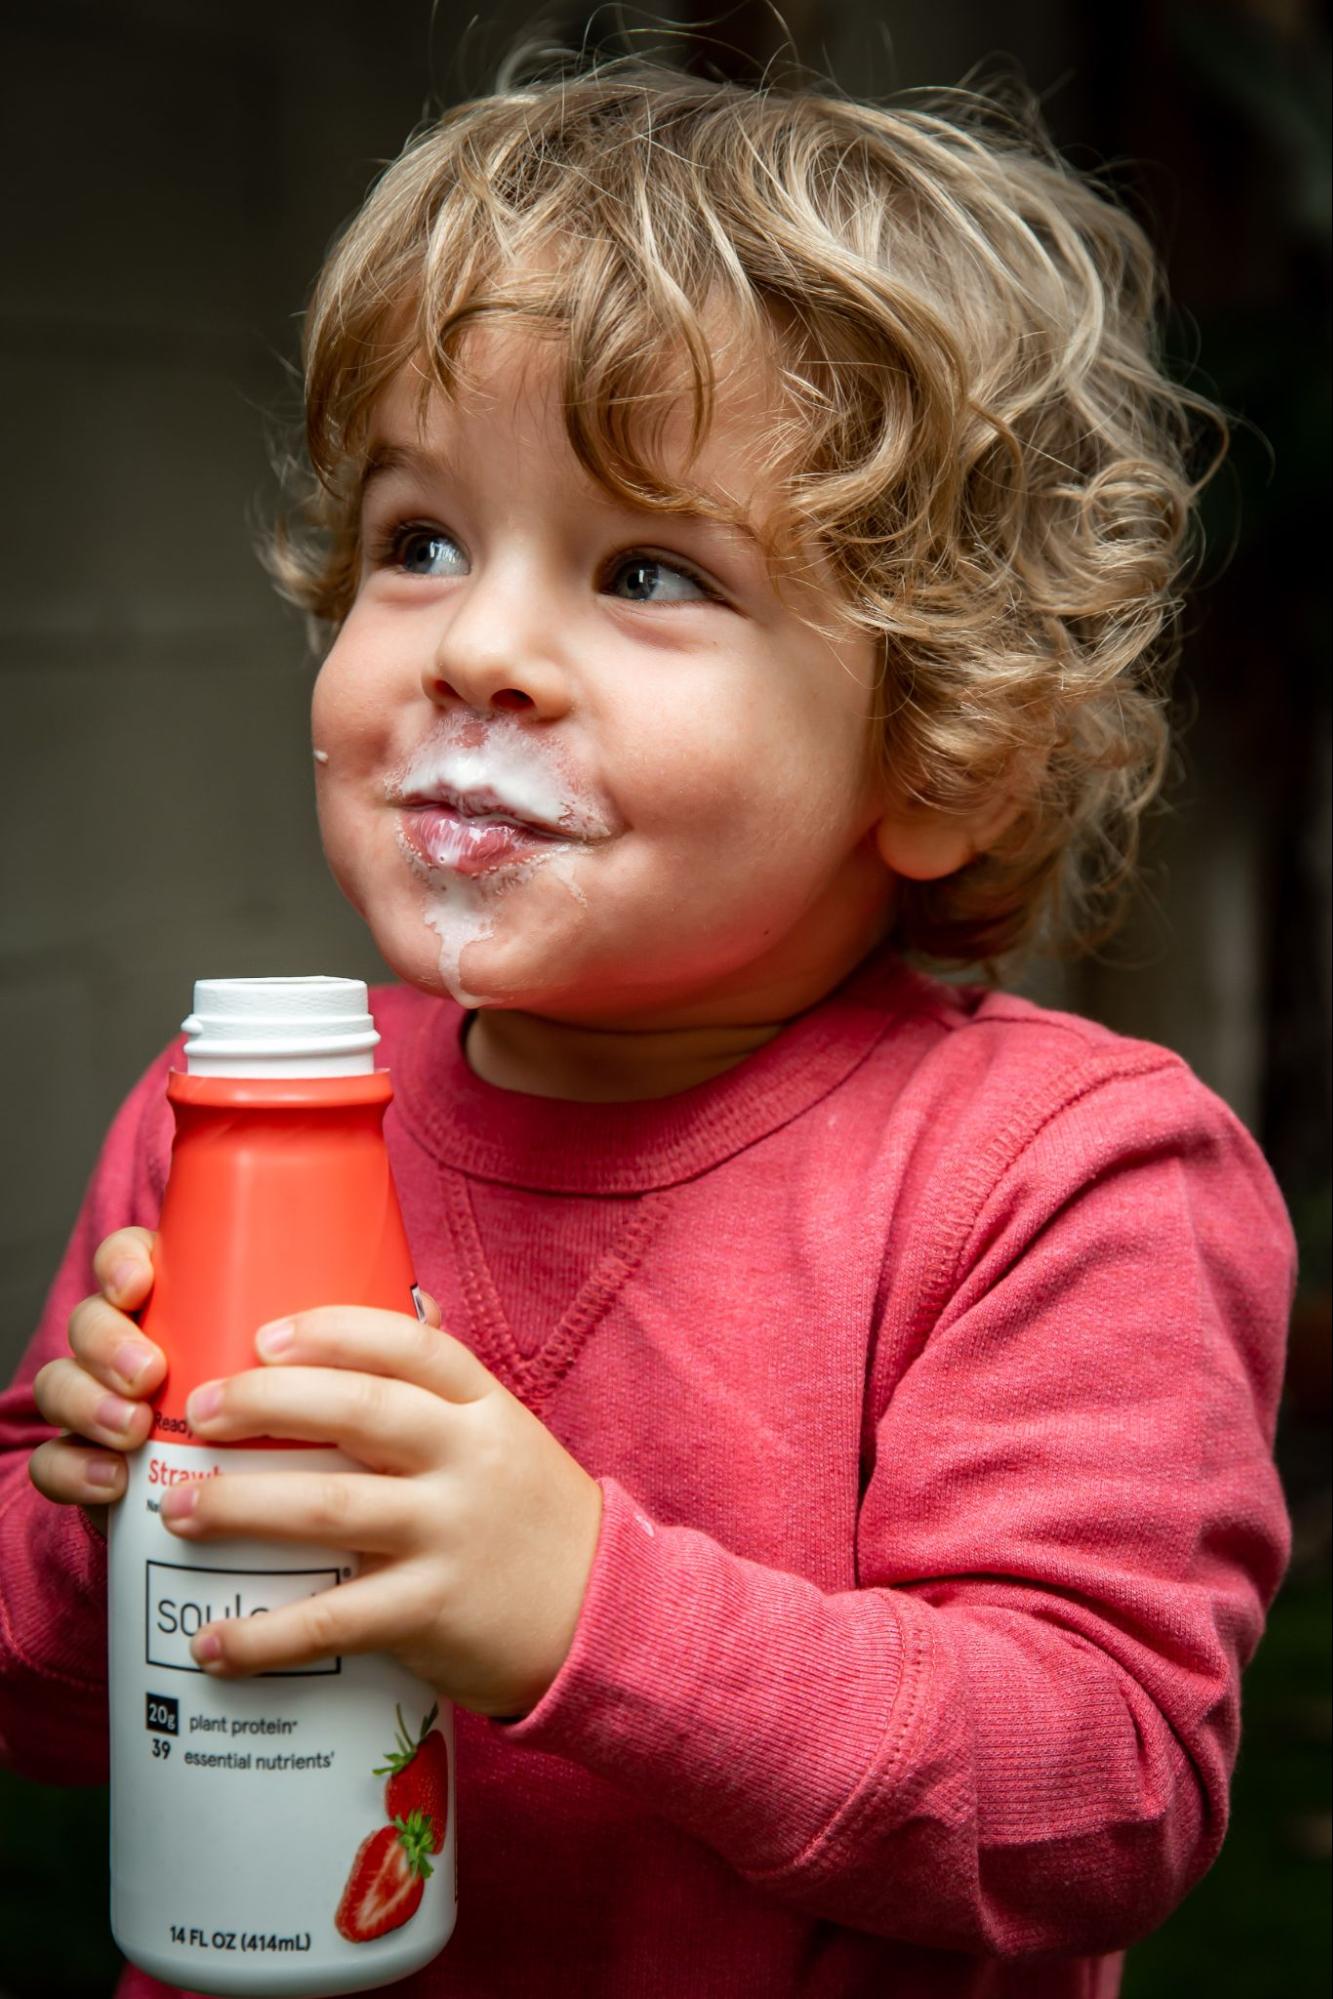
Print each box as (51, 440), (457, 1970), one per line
(421, 586), (573, 719)
(423, 665), (541, 713)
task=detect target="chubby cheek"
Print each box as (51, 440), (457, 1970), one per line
(312, 786), (366, 909)
(311, 635), (399, 771)
(310, 641), (403, 894)
(620, 710), (849, 882)
(614, 708), (775, 839)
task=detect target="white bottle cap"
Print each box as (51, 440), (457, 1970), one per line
(181, 977), (380, 1077)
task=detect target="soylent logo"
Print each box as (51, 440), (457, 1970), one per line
(146, 1561), (342, 1675)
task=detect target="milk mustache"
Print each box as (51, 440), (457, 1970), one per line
(107, 978), (455, 1995)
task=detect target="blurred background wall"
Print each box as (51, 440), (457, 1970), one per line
(1, 2), (1328, 1994)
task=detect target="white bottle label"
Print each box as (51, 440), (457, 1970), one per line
(109, 1442), (456, 1997)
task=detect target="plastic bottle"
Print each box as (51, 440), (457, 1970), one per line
(107, 978), (456, 1996)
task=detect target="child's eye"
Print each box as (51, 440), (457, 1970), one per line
(377, 522), (469, 579)
(605, 554), (715, 604)
(368, 525), (717, 603)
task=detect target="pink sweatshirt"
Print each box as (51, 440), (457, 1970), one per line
(0, 951), (1294, 1997)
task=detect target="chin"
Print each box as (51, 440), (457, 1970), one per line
(356, 910), (452, 1001)
(357, 899), (531, 1011)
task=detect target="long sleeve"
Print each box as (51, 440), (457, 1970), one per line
(502, 1058), (1294, 1958)
(0, 1050), (174, 1782)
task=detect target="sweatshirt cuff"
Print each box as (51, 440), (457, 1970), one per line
(500, 1477), (911, 1876)
(0, 1479), (109, 1780)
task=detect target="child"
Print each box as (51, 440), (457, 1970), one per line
(1, 53), (1294, 1999)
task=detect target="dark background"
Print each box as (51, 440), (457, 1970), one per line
(0, 2), (1327, 1993)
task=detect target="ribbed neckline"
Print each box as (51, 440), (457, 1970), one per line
(387, 947), (927, 1194)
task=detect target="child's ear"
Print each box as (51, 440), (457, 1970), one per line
(874, 790), (1019, 882)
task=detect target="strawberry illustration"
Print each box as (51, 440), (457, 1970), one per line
(335, 1811), (434, 1943)
(374, 1703), (449, 1852)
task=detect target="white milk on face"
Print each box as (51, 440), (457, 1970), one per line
(421, 857), (587, 1007)
(421, 877), (498, 1009)
(390, 717), (608, 1004)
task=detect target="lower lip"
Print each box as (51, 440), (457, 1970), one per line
(399, 804), (565, 877)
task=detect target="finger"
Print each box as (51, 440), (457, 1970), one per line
(67, 1292), (166, 1398)
(29, 1434), (130, 1506)
(416, 1288), (443, 1330)
(160, 1469), (423, 1556)
(32, 1355), (156, 1451)
(189, 1567), (429, 1679)
(254, 1305), (491, 1404)
(186, 1367), (442, 1473)
(91, 1227), (157, 1312)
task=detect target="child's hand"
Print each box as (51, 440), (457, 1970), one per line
(29, 1228), (164, 1528)
(155, 1308), (604, 1719)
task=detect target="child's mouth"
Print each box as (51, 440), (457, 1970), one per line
(388, 725), (617, 879)
(398, 800), (568, 877)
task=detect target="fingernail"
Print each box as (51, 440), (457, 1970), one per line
(256, 1318), (295, 1358)
(187, 1381), (224, 1426)
(96, 1392), (138, 1437)
(160, 1484), (199, 1525)
(192, 1630), (223, 1667)
(109, 1259), (141, 1302)
(86, 1458), (122, 1490)
(113, 1341), (154, 1391)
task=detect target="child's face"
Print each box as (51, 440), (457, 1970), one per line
(311, 325), (895, 1026)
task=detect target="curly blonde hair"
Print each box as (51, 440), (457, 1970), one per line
(268, 51), (1222, 965)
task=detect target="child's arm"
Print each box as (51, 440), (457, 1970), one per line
(0, 1052), (174, 1782)
(490, 1056), (1292, 1956)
